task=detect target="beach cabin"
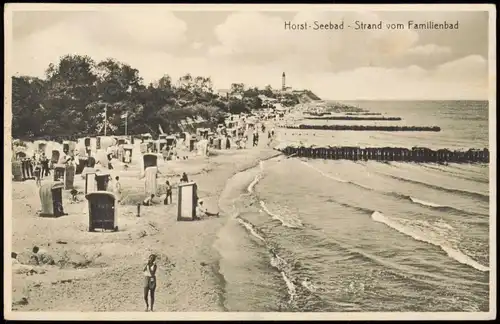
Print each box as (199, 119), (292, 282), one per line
(87, 156), (96, 168)
(117, 145), (124, 162)
(166, 135), (176, 150)
(143, 153), (158, 170)
(95, 172), (110, 191)
(53, 163), (75, 190)
(122, 144), (133, 163)
(95, 150), (109, 169)
(214, 138), (222, 150)
(53, 164), (65, 181)
(12, 160), (23, 181)
(85, 168), (97, 194)
(86, 191), (118, 232)
(84, 137), (91, 148)
(196, 128), (209, 139)
(76, 156), (88, 175)
(177, 182), (198, 221)
(157, 139), (168, 153)
(189, 137), (197, 152)
(37, 141), (48, 155)
(141, 133), (153, 143)
(39, 182), (65, 217)
(63, 141), (76, 156)
(144, 166), (158, 196)
(50, 149), (61, 165)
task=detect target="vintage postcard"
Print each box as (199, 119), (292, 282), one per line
(4, 3), (496, 321)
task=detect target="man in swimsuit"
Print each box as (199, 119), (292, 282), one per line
(143, 254), (157, 312)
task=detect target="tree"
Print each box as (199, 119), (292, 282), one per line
(230, 83), (245, 95)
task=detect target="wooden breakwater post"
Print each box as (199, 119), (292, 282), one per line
(304, 116), (402, 121)
(277, 146), (489, 163)
(280, 124), (441, 132)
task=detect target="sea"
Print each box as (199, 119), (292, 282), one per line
(213, 100), (491, 312)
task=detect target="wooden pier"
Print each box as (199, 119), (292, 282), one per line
(277, 145), (489, 163)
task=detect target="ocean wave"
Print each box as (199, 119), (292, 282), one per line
(379, 173), (489, 202)
(301, 161), (374, 191)
(300, 161), (349, 183)
(260, 201), (304, 229)
(408, 196), (443, 207)
(371, 211), (489, 272)
(236, 217), (266, 243)
(236, 215), (301, 306)
(421, 164), (489, 184)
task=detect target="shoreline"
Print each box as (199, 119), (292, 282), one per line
(11, 137), (283, 311)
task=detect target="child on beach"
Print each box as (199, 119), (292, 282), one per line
(70, 188), (79, 203)
(164, 180), (172, 205)
(143, 254), (157, 312)
(34, 163), (41, 187)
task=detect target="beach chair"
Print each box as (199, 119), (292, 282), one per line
(123, 145), (133, 163)
(86, 191), (118, 232)
(39, 182), (65, 217)
(53, 163), (75, 190)
(12, 160), (23, 181)
(143, 153), (158, 170)
(95, 172), (111, 191)
(84, 168), (97, 194)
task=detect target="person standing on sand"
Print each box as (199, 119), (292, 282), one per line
(164, 180), (172, 205)
(143, 254), (157, 312)
(40, 153), (50, 178)
(34, 162), (42, 187)
(114, 176), (122, 202)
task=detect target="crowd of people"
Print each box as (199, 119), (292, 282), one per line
(16, 151), (78, 187)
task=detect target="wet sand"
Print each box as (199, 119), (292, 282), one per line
(10, 137), (281, 311)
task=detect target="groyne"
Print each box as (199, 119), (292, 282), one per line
(277, 145), (489, 163)
(346, 112), (382, 116)
(279, 125), (441, 132)
(304, 116), (402, 121)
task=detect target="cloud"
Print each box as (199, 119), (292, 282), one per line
(10, 10), (490, 100)
(209, 11), (421, 71)
(191, 42), (203, 50)
(301, 55), (488, 100)
(407, 44), (452, 56)
(12, 11), (188, 78)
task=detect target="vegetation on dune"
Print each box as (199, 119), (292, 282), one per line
(11, 54), (311, 141)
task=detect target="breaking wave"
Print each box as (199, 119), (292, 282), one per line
(371, 211), (489, 272)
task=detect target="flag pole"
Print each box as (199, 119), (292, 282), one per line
(104, 104), (107, 136)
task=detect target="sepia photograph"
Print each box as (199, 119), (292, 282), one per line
(4, 3), (496, 321)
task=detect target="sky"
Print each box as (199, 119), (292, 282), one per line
(9, 6), (493, 100)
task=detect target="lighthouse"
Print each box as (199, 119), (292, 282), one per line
(282, 72), (286, 91)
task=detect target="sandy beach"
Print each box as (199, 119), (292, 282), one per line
(11, 137), (282, 312)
